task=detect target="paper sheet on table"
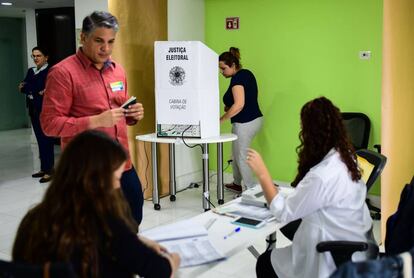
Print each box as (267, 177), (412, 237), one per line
(214, 186), (295, 221)
(140, 219), (208, 242)
(161, 236), (225, 267)
(215, 202), (274, 221)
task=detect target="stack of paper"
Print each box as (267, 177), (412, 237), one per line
(141, 219), (225, 268)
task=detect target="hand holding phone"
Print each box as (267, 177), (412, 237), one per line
(121, 96), (137, 109)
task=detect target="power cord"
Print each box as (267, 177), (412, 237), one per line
(203, 191), (216, 208)
(181, 125), (203, 151)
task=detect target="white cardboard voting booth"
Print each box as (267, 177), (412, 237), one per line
(154, 41), (219, 138)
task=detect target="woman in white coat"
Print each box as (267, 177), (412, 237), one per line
(247, 97), (372, 278)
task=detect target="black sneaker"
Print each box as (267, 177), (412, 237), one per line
(32, 171), (45, 178)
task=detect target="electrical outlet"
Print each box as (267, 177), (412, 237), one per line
(359, 51), (371, 60)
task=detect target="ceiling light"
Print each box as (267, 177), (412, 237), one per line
(1, 2), (13, 6)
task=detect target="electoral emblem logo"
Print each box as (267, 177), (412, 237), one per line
(169, 66), (185, 86)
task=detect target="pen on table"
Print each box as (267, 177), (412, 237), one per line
(224, 227), (241, 239)
(205, 218), (217, 230)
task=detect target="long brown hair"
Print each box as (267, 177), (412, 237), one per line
(12, 130), (136, 277)
(219, 47), (242, 69)
(291, 97), (361, 187)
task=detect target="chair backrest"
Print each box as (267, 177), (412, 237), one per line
(0, 260), (76, 278)
(342, 112), (371, 150)
(356, 149), (387, 191)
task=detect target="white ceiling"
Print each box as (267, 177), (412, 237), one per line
(0, 0), (74, 17)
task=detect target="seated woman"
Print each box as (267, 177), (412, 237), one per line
(12, 130), (180, 278)
(246, 97), (372, 278)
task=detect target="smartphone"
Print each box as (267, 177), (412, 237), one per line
(231, 217), (266, 229)
(121, 96), (137, 109)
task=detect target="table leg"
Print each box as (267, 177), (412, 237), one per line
(202, 143), (210, 211)
(152, 142), (161, 210)
(169, 144), (176, 201)
(217, 142), (224, 205)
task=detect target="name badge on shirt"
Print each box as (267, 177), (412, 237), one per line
(109, 81), (124, 92)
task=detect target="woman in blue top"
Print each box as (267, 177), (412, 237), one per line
(219, 47), (263, 193)
(18, 46), (55, 183)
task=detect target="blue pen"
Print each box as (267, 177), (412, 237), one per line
(224, 227), (241, 239)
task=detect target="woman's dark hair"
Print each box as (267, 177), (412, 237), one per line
(291, 97), (361, 187)
(32, 46), (49, 57)
(219, 47), (242, 69)
(12, 130), (135, 278)
(82, 11), (119, 35)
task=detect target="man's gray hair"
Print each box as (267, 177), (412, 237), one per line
(82, 11), (119, 35)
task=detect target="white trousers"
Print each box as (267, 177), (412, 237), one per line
(231, 116), (263, 189)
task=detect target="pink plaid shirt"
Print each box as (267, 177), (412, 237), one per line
(41, 49), (134, 170)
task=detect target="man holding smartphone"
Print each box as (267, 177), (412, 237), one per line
(40, 11), (144, 225)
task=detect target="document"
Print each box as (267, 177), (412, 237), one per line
(214, 185), (295, 221)
(223, 202), (274, 221)
(140, 219), (207, 241)
(140, 219), (225, 267)
(161, 236), (225, 267)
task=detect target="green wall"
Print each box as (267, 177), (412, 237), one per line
(205, 0), (383, 194)
(0, 17), (28, 131)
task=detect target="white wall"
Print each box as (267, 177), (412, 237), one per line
(168, 0), (205, 190)
(24, 9), (37, 69)
(168, 0), (204, 42)
(74, 0), (108, 29)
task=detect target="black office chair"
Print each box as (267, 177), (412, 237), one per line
(0, 260), (76, 278)
(316, 238), (379, 268)
(342, 112), (371, 150)
(342, 112), (382, 153)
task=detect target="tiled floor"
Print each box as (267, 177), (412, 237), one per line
(0, 128), (270, 277)
(0, 128), (381, 277)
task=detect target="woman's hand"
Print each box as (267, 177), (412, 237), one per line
(139, 236), (181, 277)
(246, 148), (278, 203)
(139, 235), (168, 255)
(166, 252), (180, 278)
(246, 148), (268, 178)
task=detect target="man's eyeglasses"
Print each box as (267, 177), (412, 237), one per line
(31, 54), (44, 59)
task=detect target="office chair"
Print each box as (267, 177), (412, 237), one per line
(342, 112), (371, 150)
(356, 149), (387, 192)
(342, 112), (382, 153)
(357, 149), (387, 220)
(0, 260), (76, 278)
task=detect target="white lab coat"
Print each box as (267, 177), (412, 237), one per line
(269, 149), (372, 278)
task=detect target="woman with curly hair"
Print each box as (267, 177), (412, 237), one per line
(246, 97), (372, 278)
(12, 130), (180, 278)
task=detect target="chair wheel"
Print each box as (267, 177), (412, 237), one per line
(170, 195), (176, 201)
(218, 199), (224, 205)
(154, 204), (161, 210)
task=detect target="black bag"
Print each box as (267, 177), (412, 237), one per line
(385, 176), (414, 256)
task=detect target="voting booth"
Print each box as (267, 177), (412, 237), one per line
(154, 41), (219, 138)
